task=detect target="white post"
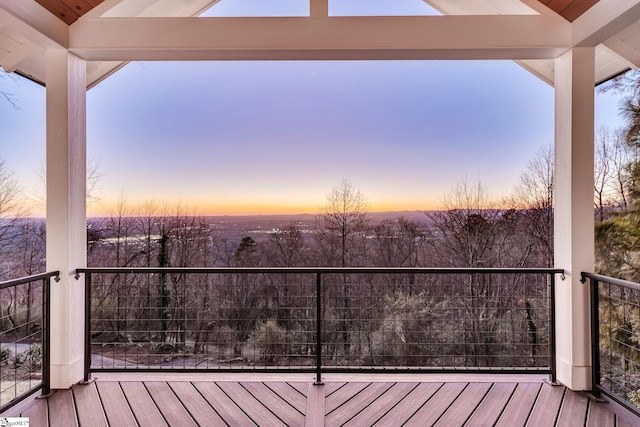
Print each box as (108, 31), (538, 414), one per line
(45, 49), (87, 389)
(554, 47), (595, 390)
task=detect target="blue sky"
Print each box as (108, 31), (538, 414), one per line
(0, 0), (629, 216)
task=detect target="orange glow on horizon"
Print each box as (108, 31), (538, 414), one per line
(84, 196), (442, 217)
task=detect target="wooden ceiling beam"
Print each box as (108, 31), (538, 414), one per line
(573, 0), (640, 46)
(69, 15), (570, 61)
(0, 0), (68, 48)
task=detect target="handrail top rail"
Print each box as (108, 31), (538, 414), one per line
(0, 271), (60, 290)
(77, 267), (564, 275)
(581, 271), (640, 292)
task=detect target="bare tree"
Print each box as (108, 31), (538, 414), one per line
(372, 217), (428, 268)
(428, 179), (501, 268)
(509, 146), (554, 267)
(315, 178), (370, 357)
(315, 178), (370, 267)
(0, 159), (27, 279)
(0, 72), (18, 108)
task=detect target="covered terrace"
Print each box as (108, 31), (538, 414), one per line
(2, 0), (640, 424)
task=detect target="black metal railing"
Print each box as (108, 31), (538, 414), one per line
(77, 267), (562, 384)
(582, 272), (640, 416)
(0, 271), (58, 413)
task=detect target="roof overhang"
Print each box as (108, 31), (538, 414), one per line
(1, 0), (640, 87)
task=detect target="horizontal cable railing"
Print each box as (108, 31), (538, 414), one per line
(77, 267), (563, 384)
(582, 272), (640, 416)
(0, 271), (58, 413)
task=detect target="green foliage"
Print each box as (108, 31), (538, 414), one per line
(14, 345), (41, 370)
(372, 291), (439, 365)
(251, 318), (287, 362)
(628, 389), (640, 407)
(0, 347), (10, 366)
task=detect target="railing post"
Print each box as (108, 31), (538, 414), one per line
(315, 272), (323, 385)
(549, 273), (557, 384)
(42, 277), (51, 396)
(84, 272), (92, 383)
(589, 277), (601, 397)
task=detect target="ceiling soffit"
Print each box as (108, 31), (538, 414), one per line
(538, 0), (599, 22)
(35, 0), (104, 25)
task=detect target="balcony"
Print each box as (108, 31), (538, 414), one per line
(2, 268), (640, 425)
(3, 0), (640, 425)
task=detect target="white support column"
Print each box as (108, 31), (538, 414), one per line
(554, 47), (595, 390)
(45, 49), (87, 389)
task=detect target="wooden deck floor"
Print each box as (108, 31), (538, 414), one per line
(2, 373), (639, 426)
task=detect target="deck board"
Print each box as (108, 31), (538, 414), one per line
(325, 382), (370, 414)
(47, 389), (78, 427)
(556, 388), (589, 426)
(465, 382), (517, 425)
(216, 381), (287, 426)
(404, 382), (467, 426)
(434, 382), (492, 426)
(326, 382), (394, 425)
(193, 381), (256, 426)
(343, 382), (418, 426)
(20, 397), (48, 426)
(169, 381), (226, 426)
(495, 381), (542, 426)
(527, 382), (566, 426)
(241, 381), (305, 426)
(96, 381), (138, 427)
(305, 383), (325, 427)
(144, 381), (197, 427)
(289, 380), (312, 396)
(586, 398), (616, 427)
(120, 381), (168, 427)
(2, 374), (638, 426)
(375, 382), (442, 426)
(73, 383), (108, 427)
(265, 381), (307, 413)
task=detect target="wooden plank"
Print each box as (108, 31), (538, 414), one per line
(586, 399), (615, 427)
(375, 382), (442, 426)
(47, 390), (78, 427)
(288, 381), (312, 397)
(241, 382), (304, 426)
(120, 382), (168, 427)
(617, 414), (640, 427)
(326, 382), (394, 426)
(20, 398), (48, 427)
(344, 382), (418, 426)
(465, 382), (517, 426)
(73, 383), (108, 427)
(556, 389), (589, 426)
(325, 382), (370, 414)
(434, 382), (492, 426)
(144, 381), (197, 427)
(403, 382), (467, 426)
(561, 0), (599, 22)
(95, 382), (138, 427)
(305, 383), (325, 427)
(325, 382), (347, 397)
(265, 382), (307, 413)
(216, 381), (286, 427)
(495, 382), (542, 426)
(193, 382), (256, 427)
(169, 382), (225, 427)
(526, 383), (566, 426)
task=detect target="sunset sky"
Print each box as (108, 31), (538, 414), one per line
(0, 0), (628, 217)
